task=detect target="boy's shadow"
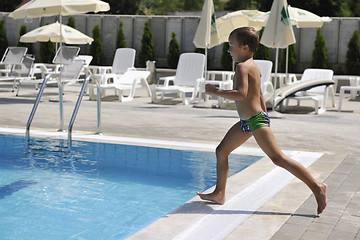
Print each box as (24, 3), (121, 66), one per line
(172, 201), (318, 218)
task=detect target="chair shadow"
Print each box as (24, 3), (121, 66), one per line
(172, 201), (318, 219)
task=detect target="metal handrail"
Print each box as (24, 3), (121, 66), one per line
(95, 75), (103, 135)
(67, 76), (90, 148)
(26, 74), (55, 141)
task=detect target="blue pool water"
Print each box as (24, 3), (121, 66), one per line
(0, 134), (262, 239)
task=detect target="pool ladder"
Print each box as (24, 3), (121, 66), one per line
(26, 75), (103, 148)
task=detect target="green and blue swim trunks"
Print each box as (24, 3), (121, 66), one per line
(239, 111), (270, 134)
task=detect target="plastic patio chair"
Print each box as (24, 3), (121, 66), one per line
(338, 76), (360, 112)
(15, 59), (84, 96)
(88, 48), (136, 99)
(151, 53), (205, 105)
(0, 47), (28, 78)
(283, 69), (335, 114)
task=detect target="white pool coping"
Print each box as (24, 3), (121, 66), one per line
(0, 127), (323, 240)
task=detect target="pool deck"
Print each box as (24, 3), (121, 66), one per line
(0, 81), (359, 239)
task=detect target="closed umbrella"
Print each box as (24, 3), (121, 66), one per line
(20, 22), (93, 45)
(260, 0), (296, 108)
(193, 0), (220, 78)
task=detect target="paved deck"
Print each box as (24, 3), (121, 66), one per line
(0, 80), (359, 239)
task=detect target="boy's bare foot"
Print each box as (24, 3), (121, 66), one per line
(315, 183), (327, 214)
(196, 191), (225, 205)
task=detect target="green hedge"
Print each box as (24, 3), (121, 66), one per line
(345, 30), (360, 75)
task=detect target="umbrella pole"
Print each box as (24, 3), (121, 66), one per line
(58, 14), (64, 132)
(273, 48), (279, 109)
(286, 46), (289, 82)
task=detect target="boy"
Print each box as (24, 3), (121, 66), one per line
(197, 27), (327, 214)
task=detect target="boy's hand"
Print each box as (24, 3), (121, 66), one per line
(205, 84), (218, 95)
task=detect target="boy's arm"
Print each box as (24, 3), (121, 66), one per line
(206, 64), (248, 101)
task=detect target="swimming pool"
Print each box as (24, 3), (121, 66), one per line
(0, 134), (262, 239)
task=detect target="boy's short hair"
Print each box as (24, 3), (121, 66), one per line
(229, 27), (259, 53)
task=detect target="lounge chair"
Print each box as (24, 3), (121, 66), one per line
(87, 48), (136, 99)
(282, 69), (335, 114)
(151, 53), (205, 105)
(338, 76), (360, 112)
(0, 47), (28, 78)
(15, 59), (84, 96)
(90, 70), (151, 102)
(34, 46), (80, 79)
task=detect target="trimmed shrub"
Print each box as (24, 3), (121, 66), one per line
(67, 17), (75, 28)
(281, 44), (297, 72)
(40, 41), (55, 63)
(345, 30), (360, 75)
(89, 25), (103, 65)
(311, 29), (329, 68)
(253, 28), (270, 60)
(139, 21), (154, 67)
(116, 21), (127, 49)
(167, 32), (180, 68)
(17, 25), (33, 54)
(0, 19), (8, 57)
(221, 42), (233, 70)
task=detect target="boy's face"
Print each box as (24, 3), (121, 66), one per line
(228, 37), (249, 62)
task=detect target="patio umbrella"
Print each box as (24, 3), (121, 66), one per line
(20, 21), (93, 45)
(9, 0), (110, 131)
(8, 0), (110, 19)
(216, 10), (267, 43)
(260, 0), (296, 108)
(193, 0), (220, 77)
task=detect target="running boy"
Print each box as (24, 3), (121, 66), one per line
(197, 27), (327, 214)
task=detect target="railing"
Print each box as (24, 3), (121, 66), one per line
(26, 74), (55, 141)
(67, 76), (90, 148)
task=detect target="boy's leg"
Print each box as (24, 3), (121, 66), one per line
(197, 122), (252, 204)
(252, 127), (327, 214)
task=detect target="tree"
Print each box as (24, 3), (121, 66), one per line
(0, 20), (8, 57)
(67, 17), (76, 28)
(183, 0), (203, 11)
(311, 29), (329, 68)
(221, 42), (233, 70)
(89, 25), (103, 65)
(167, 32), (180, 68)
(16, 25), (33, 54)
(2, 0), (23, 12)
(253, 28), (270, 60)
(40, 41), (55, 63)
(115, 21), (127, 49)
(345, 30), (360, 75)
(281, 44), (297, 72)
(139, 21), (154, 67)
(106, 0), (141, 14)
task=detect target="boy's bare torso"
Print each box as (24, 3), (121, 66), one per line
(234, 58), (264, 120)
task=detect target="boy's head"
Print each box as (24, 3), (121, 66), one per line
(229, 27), (259, 53)
(228, 27), (259, 62)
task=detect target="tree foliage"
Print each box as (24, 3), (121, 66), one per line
(89, 25), (103, 65)
(0, 20), (8, 57)
(139, 21), (154, 67)
(311, 29), (329, 68)
(221, 42), (233, 71)
(67, 17), (76, 28)
(281, 44), (297, 72)
(16, 25), (33, 54)
(345, 30), (360, 75)
(115, 21), (127, 49)
(167, 32), (180, 68)
(1, 0), (23, 12)
(253, 28), (270, 61)
(40, 41), (55, 63)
